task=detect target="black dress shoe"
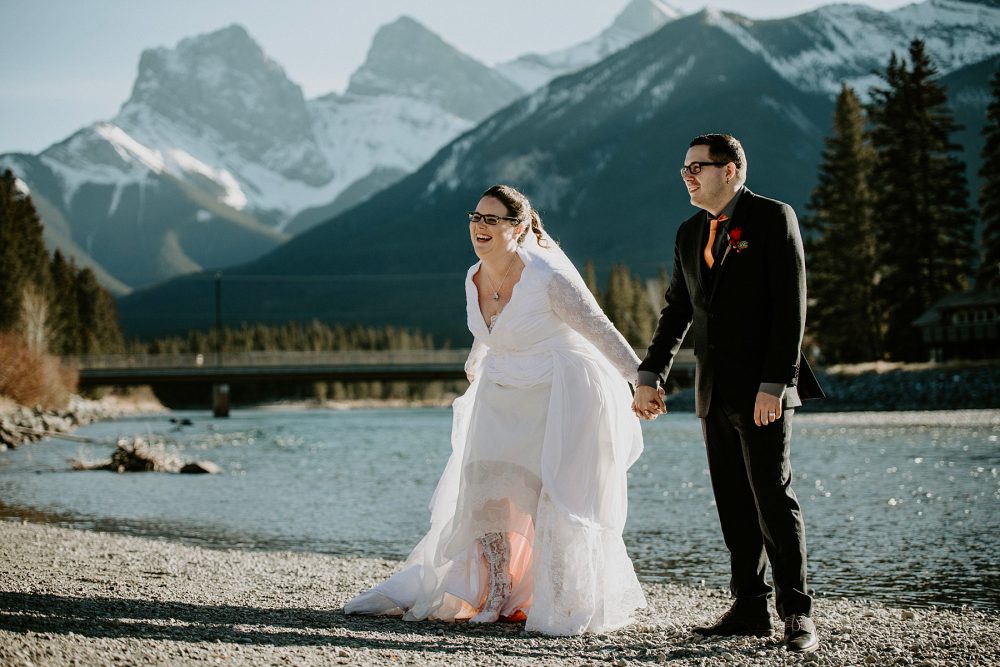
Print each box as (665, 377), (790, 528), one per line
(783, 614), (819, 652)
(692, 604), (773, 637)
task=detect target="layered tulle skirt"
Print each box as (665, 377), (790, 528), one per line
(344, 345), (645, 635)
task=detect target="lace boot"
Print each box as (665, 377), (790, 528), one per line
(469, 532), (511, 624)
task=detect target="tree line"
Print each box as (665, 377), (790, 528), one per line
(138, 268), (664, 404)
(0, 170), (123, 356)
(804, 40), (999, 363)
(138, 320), (436, 355)
(583, 260), (664, 349)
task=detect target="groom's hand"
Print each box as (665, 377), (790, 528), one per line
(754, 391), (782, 427)
(632, 385), (666, 420)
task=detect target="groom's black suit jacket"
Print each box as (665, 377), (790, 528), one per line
(639, 188), (823, 418)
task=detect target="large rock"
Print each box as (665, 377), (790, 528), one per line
(179, 461), (222, 474)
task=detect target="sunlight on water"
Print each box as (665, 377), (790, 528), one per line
(1, 408), (997, 610)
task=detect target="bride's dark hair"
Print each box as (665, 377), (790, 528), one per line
(480, 184), (548, 248)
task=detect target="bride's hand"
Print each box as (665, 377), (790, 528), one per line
(632, 385), (666, 420)
(466, 373), (475, 383)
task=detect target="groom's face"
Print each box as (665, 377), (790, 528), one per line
(682, 145), (730, 213)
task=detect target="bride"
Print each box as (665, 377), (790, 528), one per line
(344, 184), (646, 635)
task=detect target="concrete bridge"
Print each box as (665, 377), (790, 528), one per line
(72, 348), (695, 415)
(74, 350), (475, 386)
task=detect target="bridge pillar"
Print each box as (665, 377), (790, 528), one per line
(212, 383), (230, 418)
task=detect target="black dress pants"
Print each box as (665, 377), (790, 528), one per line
(702, 386), (812, 618)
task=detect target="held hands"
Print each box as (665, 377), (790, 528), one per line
(754, 391), (782, 427)
(632, 385), (667, 420)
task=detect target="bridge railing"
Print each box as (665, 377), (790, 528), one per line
(67, 350), (475, 370)
(67, 348), (692, 370)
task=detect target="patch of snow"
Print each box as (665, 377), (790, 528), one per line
(760, 96), (820, 136)
(705, 10), (772, 60)
(497, 0), (682, 91)
(648, 54), (696, 105)
(714, 1), (1000, 99)
(427, 136), (475, 195)
(108, 183), (124, 217)
(95, 123), (166, 173)
(169, 148), (247, 210)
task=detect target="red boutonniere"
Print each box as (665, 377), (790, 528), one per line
(727, 226), (749, 253)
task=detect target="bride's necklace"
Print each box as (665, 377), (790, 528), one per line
(484, 252), (517, 330)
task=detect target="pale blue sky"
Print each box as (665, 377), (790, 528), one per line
(1, 0), (915, 154)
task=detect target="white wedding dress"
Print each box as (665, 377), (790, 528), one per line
(344, 234), (646, 635)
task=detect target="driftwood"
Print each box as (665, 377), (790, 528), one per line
(70, 437), (220, 474)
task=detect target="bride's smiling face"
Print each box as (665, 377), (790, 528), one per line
(469, 196), (524, 260)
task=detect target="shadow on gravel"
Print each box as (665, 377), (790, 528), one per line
(2, 591), (762, 660)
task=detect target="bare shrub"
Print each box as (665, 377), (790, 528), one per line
(0, 331), (72, 409)
(18, 284), (52, 353)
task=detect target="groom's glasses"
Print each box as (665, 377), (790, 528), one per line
(680, 161), (727, 176)
(468, 211), (519, 226)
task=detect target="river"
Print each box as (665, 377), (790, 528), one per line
(1, 407), (997, 610)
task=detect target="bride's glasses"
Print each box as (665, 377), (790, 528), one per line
(468, 211), (519, 226)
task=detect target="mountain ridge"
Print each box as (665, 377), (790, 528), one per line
(3, 0), (996, 312)
(117, 3), (998, 340)
(0, 18), (519, 291)
(117, 9), (837, 339)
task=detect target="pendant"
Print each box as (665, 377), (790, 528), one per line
(492, 292), (499, 301)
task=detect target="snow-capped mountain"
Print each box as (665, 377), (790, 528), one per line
(346, 16), (524, 121)
(118, 1), (999, 340)
(497, 0), (683, 91)
(4, 0), (997, 299)
(712, 0), (1000, 98)
(0, 20), (521, 290)
(117, 8), (835, 339)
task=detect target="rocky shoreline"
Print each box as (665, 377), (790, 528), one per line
(0, 393), (165, 450)
(1, 521), (996, 667)
(665, 362), (1000, 412)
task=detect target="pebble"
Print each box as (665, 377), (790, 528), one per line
(1, 513), (998, 667)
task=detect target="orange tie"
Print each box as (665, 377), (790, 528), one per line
(703, 214), (728, 269)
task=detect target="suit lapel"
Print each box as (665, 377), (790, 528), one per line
(707, 189), (755, 304)
(695, 210), (711, 299)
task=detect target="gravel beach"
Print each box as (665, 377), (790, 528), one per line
(1, 522), (996, 666)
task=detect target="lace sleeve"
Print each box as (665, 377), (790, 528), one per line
(549, 270), (640, 385)
(464, 336), (488, 381)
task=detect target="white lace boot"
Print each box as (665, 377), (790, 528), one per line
(469, 532), (511, 624)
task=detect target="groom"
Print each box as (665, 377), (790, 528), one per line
(632, 134), (822, 653)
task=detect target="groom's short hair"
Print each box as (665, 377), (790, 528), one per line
(690, 134), (747, 183)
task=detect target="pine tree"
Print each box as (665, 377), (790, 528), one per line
(49, 251), (82, 354)
(868, 41), (975, 360)
(0, 172), (18, 329)
(0, 170), (53, 341)
(603, 263), (635, 341)
(93, 285), (124, 353)
(630, 276), (655, 346)
(599, 263), (657, 346)
(978, 68), (1000, 290)
(583, 259), (602, 306)
(802, 85), (882, 362)
(74, 269), (104, 354)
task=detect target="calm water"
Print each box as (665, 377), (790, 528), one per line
(1, 408), (997, 610)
